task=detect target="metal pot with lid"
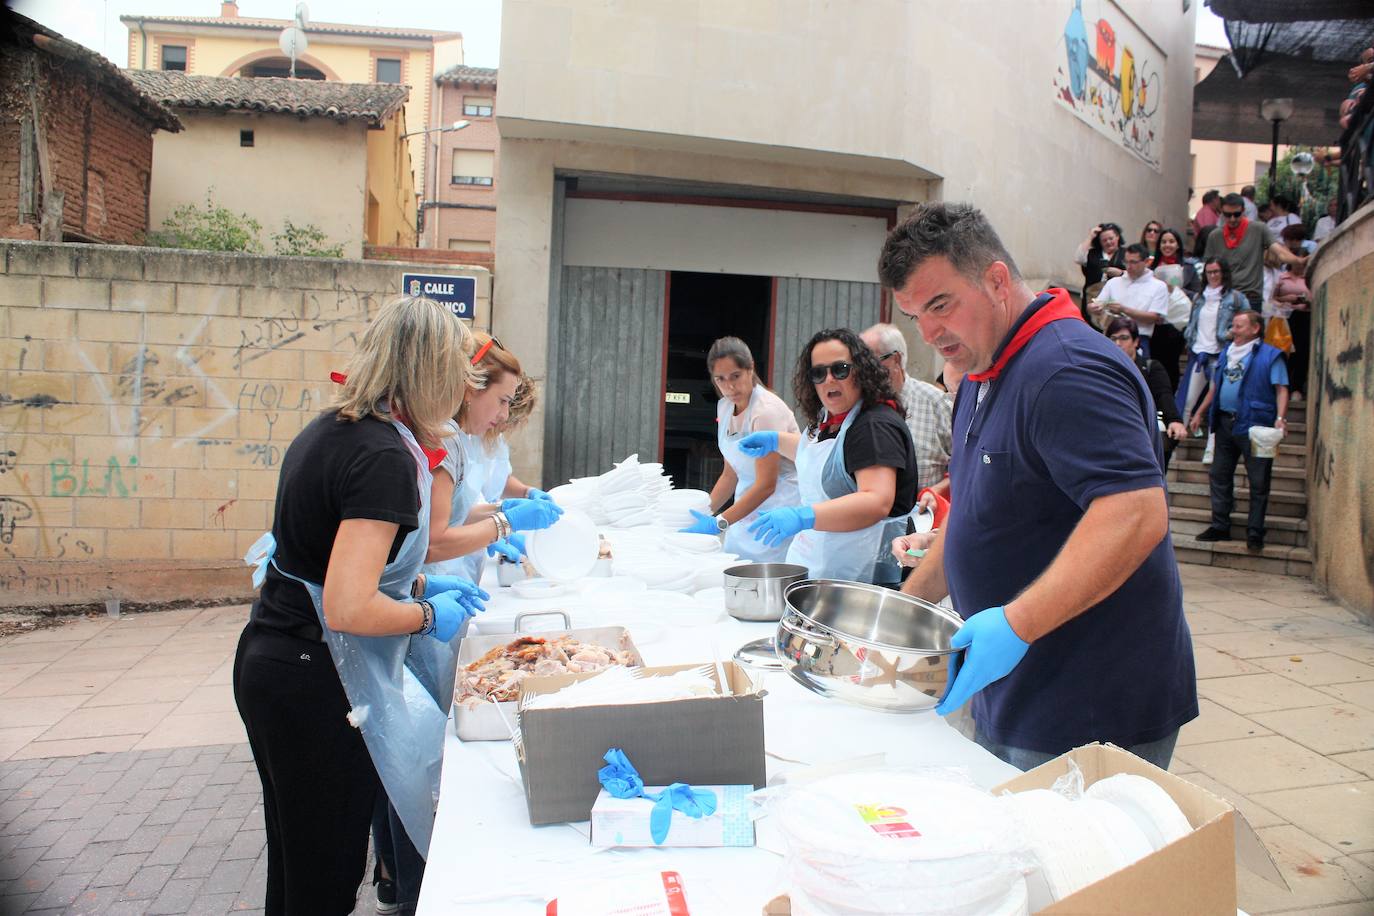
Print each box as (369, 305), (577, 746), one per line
(775, 579), (964, 713)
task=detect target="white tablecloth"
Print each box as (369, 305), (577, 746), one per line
(417, 558), (1020, 914)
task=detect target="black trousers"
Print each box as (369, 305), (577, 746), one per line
(233, 621), (379, 916)
(1209, 414), (1274, 540)
(1150, 324), (1185, 393)
(1288, 309), (1310, 396)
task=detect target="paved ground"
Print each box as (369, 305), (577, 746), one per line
(0, 566), (1371, 914)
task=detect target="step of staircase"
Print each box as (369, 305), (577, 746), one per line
(1168, 460), (1308, 494)
(1172, 440), (1308, 469)
(1167, 482), (1308, 519)
(1172, 534), (1312, 577)
(1169, 508), (1309, 548)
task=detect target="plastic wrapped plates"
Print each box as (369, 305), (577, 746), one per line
(527, 509), (599, 582)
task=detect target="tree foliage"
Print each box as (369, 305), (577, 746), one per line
(146, 193), (263, 253)
(272, 221), (345, 258)
(1256, 147), (1339, 232)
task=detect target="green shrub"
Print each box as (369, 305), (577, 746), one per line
(272, 221), (345, 258)
(147, 193), (263, 252)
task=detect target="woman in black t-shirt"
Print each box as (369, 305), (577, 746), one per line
(738, 328), (918, 585)
(233, 296), (484, 916)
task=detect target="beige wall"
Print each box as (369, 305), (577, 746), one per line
(0, 241), (490, 608)
(366, 108), (418, 249)
(494, 0), (1197, 483)
(127, 25), (438, 191)
(1306, 204), (1374, 620)
(1190, 47), (1292, 212)
(149, 111), (368, 258)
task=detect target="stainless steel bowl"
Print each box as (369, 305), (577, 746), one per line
(775, 579), (964, 713)
(723, 563), (809, 621)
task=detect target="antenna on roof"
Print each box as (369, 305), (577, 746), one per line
(278, 3), (310, 78)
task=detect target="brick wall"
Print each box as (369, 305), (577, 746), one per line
(0, 241), (491, 608)
(0, 44), (156, 245)
(429, 80), (499, 251)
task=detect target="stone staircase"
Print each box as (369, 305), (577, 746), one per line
(1167, 398), (1311, 576)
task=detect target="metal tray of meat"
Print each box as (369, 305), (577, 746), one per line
(452, 611), (644, 741)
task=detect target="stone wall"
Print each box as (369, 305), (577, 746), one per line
(0, 240), (490, 608)
(1307, 202), (1374, 621)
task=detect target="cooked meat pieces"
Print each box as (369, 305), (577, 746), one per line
(458, 635), (636, 706)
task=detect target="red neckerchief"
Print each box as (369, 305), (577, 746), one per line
(818, 408), (850, 433)
(1222, 217), (1248, 249)
(333, 372), (447, 471)
(967, 289), (1083, 383)
(1158, 253), (1179, 265)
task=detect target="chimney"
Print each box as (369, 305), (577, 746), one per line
(221, 1), (238, 17)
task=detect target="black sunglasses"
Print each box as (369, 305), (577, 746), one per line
(808, 361), (853, 384)
(877, 350), (899, 363)
(1221, 211), (1244, 220)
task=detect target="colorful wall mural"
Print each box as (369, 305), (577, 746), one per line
(1054, 0), (1165, 172)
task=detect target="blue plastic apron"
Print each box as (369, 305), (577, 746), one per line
(784, 403), (904, 584)
(718, 388), (800, 562)
(422, 432), (487, 582)
(244, 417), (458, 857)
(482, 435), (513, 503)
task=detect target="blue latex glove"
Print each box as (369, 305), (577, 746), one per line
(738, 430), (779, 458)
(502, 498), (564, 531)
(421, 575), (490, 604)
(934, 606), (1030, 716)
(679, 509), (720, 536)
(486, 533), (527, 561)
(526, 488), (553, 502)
(598, 748), (646, 798)
(646, 783), (719, 845)
(426, 588), (484, 642)
(748, 505), (815, 547)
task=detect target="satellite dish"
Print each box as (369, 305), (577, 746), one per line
(295, 2), (310, 28)
(279, 25), (308, 61)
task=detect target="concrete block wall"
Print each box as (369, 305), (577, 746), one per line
(0, 240), (491, 608)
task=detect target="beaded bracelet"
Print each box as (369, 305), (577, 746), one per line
(412, 599), (435, 636)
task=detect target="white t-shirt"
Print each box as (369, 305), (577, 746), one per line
(1267, 213), (1300, 235)
(1097, 269), (1170, 337)
(1195, 285), (1222, 354)
(1313, 215), (1336, 242)
(725, 385), (799, 436)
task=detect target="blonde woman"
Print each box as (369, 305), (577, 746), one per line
(425, 333), (562, 581)
(235, 296), (486, 916)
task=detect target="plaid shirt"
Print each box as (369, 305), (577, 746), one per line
(901, 375), (953, 490)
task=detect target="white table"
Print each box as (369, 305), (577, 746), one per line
(417, 568), (1019, 914)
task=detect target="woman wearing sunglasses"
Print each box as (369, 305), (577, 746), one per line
(679, 336), (801, 561)
(739, 328), (918, 585)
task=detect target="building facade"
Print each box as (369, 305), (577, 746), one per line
(1, 11), (180, 245)
(121, 1), (459, 209)
(128, 71), (415, 257)
(493, 0), (1198, 488)
(426, 65), (499, 265)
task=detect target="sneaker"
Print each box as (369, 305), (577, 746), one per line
(375, 878), (399, 915)
(1247, 536), (1264, 551)
(1200, 433), (1215, 464)
(1195, 527), (1232, 542)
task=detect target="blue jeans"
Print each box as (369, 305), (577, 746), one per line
(974, 727), (1180, 772)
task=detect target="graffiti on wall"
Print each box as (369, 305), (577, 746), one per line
(1053, 0), (1165, 171)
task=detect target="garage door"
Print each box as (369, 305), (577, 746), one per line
(545, 266), (667, 485)
(771, 277), (883, 409)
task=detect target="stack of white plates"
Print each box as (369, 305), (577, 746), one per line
(526, 510), (600, 583)
(655, 489), (713, 528)
(776, 772), (1029, 916)
(662, 532), (722, 554)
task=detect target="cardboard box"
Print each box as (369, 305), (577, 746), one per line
(516, 662), (766, 826)
(591, 784), (755, 848)
(762, 742), (1283, 915)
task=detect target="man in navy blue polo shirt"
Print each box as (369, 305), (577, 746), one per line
(878, 203), (1197, 770)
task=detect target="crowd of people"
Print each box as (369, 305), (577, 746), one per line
(1074, 182), (1339, 553)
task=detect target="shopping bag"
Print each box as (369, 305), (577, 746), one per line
(1264, 316), (1294, 354)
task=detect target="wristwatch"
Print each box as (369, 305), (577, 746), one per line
(715, 516), (729, 533)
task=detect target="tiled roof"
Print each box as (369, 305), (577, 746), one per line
(117, 14), (459, 42)
(436, 64), (497, 86)
(125, 71), (408, 126)
(5, 10), (181, 132)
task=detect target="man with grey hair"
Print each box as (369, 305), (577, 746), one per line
(877, 201), (1196, 771)
(861, 322), (952, 491)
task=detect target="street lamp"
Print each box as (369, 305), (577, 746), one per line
(410, 121), (473, 242)
(1260, 98), (1293, 190)
(402, 119), (470, 140)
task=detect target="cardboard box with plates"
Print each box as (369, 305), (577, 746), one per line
(763, 743), (1284, 916)
(515, 661), (766, 826)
